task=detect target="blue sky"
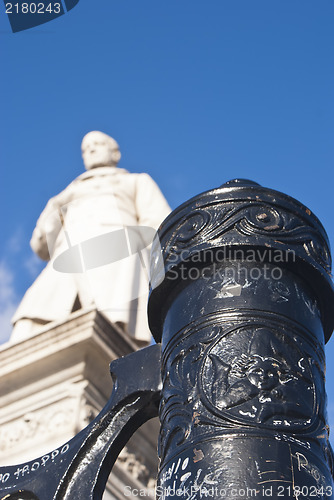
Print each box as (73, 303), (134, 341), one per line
(1, 1), (334, 437)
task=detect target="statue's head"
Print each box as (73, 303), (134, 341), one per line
(81, 131), (121, 170)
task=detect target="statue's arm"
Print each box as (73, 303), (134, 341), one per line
(30, 192), (67, 261)
(135, 173), (171, 229)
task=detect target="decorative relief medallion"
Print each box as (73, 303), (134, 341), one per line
(200, 326), (316, 429)
(159, 316), (325, 465)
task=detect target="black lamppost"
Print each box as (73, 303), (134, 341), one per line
(149, 179), (334, 499)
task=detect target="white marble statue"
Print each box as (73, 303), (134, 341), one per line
(11, 131), (171, 344)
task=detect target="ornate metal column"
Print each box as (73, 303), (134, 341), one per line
(149, 179), (334, 499)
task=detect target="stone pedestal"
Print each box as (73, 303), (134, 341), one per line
(0, 309), (159, 499)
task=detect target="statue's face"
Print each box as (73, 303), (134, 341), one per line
(81, 132), (119, 170)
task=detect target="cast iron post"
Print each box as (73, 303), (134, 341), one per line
(149, 179), (334, 499)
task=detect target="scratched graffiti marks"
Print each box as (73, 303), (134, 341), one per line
(0, 443), (70, 489)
